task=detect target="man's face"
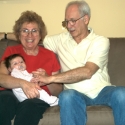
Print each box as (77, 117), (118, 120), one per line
(9, 56), (26, 71)
(65, 5), (89, 41)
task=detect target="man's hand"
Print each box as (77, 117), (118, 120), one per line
(32, 75), (50, 86)
(32, 68), (50, 86)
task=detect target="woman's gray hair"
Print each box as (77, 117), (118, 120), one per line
(65, 0), (91, 18)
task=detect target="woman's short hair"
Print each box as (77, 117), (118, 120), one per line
(13, 10), (47, 42)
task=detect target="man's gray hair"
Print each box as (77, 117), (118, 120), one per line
(65, 0), (91, 18)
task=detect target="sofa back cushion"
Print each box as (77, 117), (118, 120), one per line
(0, 39), (20, 58)
(108, 38), (125, 86)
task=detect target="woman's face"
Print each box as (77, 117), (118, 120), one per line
(19, 22), (41, 50)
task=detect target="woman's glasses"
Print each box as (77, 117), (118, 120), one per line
(20, 29), (39, 36)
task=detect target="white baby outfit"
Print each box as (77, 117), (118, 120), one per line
(11, 68), (58, 106)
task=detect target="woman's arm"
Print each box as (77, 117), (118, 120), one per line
(0, 61), (40, 98)
(47, 71), (63, 97)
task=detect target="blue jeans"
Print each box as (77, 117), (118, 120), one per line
(59, 86), (125, 125)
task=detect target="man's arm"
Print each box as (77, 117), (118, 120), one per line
(42, 36), (109, 85)
(38, 62), (99, 85)
(0, 61), (40, 99)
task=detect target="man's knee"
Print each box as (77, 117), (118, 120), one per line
(111, 87), (125, 102)
(59, 89), (84, 106)
(59, 89), (77, 99)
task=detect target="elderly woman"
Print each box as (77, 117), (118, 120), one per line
(0, 11), (63, 125)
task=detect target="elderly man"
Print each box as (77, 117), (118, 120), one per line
(37, 1), (125, 125)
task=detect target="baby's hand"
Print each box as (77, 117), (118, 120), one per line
(32, 68), (48, 78)
(30, 77), (39, 83)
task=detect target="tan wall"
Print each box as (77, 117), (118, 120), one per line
(0, 0), (125, 37)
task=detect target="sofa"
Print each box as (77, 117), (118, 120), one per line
(0, 32), (125, 125)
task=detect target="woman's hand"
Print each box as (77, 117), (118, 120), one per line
(32, 69), (63, 96)
(20, 80), (41, 99)
(32, 68), (47, 77)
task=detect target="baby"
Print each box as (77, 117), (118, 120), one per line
(4, 54), (58, 106)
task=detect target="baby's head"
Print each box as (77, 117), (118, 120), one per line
(4, 54), (26, 72)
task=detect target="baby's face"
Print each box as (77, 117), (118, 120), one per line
(9, 56), (26, 71)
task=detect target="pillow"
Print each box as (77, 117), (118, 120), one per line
(0, 32), (5, 40)
(6, 32), (17, 40)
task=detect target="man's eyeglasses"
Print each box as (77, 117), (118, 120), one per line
(20, 29), (39, 36)
(62, 15), (85, 27)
